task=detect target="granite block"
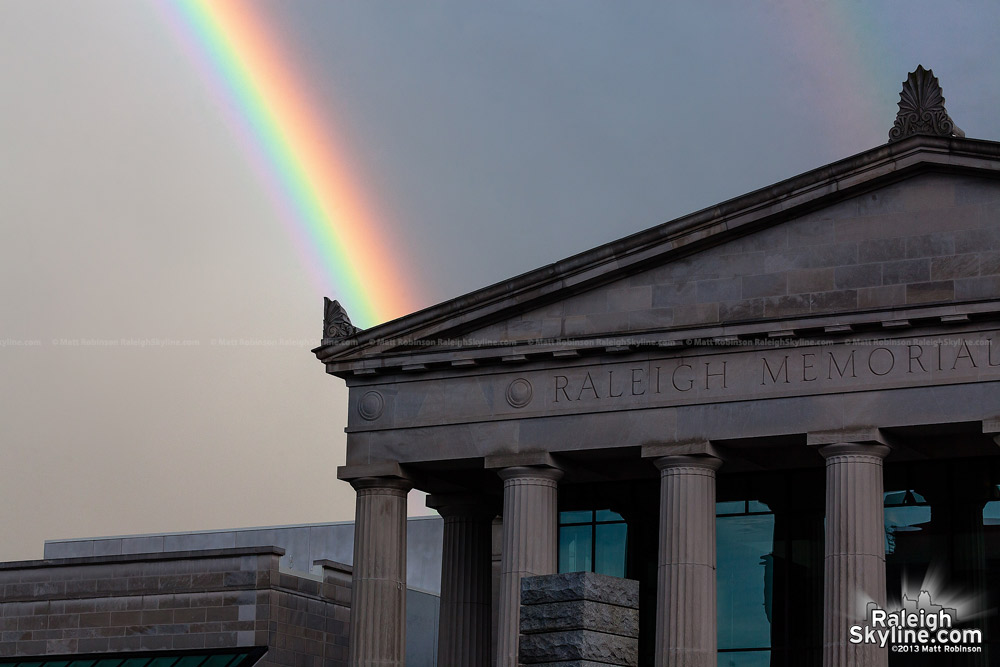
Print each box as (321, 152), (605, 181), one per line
(520, 572), (639, 608)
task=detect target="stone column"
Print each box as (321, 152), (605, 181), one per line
(495, 465), (562, 667)
(818, 442), (890, 667)
(654, 454), (722, 667)
(426, 494), (496, 667)
(348, 475), (412, 667)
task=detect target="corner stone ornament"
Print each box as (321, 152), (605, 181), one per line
(506, 378), (533, 408)
(323, 297), (362, 342)
(358, 391), (384, 421)
(888, 65), (964, 143)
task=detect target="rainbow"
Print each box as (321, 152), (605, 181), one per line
(154, 0), (414, 328)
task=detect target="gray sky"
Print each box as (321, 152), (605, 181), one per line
(2, 1), (999, 562)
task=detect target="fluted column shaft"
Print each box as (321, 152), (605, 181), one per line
(819, 443), (890, 667)
(654, 455), (722, 667)
(349, 476), (412, 667)
(495, 466), (562, 667)
(427, 494), (496, 667)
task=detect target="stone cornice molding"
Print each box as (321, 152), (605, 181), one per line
(316, 136), (1000, 368)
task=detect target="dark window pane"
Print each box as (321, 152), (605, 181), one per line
(595, 523), (627, 577)
(174, 658), (205, 667)
(202, 657), (238, 667)
(884, 505), (930, 555)
(559, 510), (592, 524)
(559, 524), (592, 573)
(595, 509), (624, 522)
(717, 514), (775, 650)
(147, 659), (178, 667)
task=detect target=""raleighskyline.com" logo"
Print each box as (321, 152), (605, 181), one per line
(849, 592), (982, 654)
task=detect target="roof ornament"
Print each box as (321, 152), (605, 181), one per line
(323, 298), (362, 342)
(889, 65), (964, 143)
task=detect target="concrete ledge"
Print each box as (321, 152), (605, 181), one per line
(0, 545), (285, 570)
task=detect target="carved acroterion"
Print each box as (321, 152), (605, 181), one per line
(323, 297), (362, 341)
(889, 65), (964, 143)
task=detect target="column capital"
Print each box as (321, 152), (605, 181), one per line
(653, 454), (723, 473)
(641, 439), (723, 461)
(814, 442), (891, 461)
(806, 427), (890, 447)
(350, 475), (414, 493)
(338, 460), (411, 482)
(496, 465), (564, 483)
(426, 493), (499, 518)
(983, 418), (1000, 446)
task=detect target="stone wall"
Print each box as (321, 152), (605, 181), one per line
(470, 172), (1000, 340)
(518, 572), (639, 666)
(0, 547), (351, 667)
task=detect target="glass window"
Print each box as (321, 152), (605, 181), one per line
(717, 501), (775, 653)
(558, 509), (627, 577)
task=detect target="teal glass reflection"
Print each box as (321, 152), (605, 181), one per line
(747, 500), (771, 513)
(716, 500), (744, 514)
(717, 513), (775, 651)
(595, 523), (627, 577)
(883, 490), (930, 555)
(559, 510), (592, 524)
(717, 650), (771, 667)
(595, 509), (624, 522)
(559, 524), (593, 572)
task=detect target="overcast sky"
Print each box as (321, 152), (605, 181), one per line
(2, 1), (999, 562)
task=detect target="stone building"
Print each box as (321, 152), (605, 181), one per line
(315, 68), (1000, 666)
(0, 519), (443, 667)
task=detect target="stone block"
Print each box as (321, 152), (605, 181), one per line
(520, 572), (639, 608)
(763, 294), (810, 318)
(696, 278), (741, 302)
(787, 268), (835, 294)
(651, 282), (697, 308)
(671, 303), (719, 327)
(742, 273), (787, 299)
(906, 281), (954, 304)
(981, 250), (1000, 276)
(955, 276), (1000, 300)
(882, 258), (930, 285)
(518, 629), (638, 666)
(810, 289), (858, 312)
(858, 284), (906, 309)
(834, 264), (882, 289)
(719, 298), (763, 322)
(520, 600), (639, 638)
(905, 232), (955, 258)
(931, 254), (980, 280)
(858, 237), (906, 263)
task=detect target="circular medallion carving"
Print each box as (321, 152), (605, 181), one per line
(505, 378), (533, 409)
(358, 391), (384, 421)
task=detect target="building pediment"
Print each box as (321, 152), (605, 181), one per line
(316, 135), (1000, 378)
